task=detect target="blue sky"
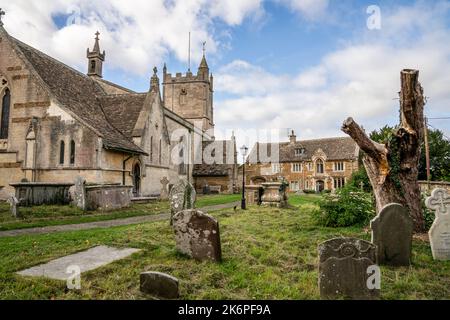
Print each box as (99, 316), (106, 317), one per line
(2, 0), (450, 146)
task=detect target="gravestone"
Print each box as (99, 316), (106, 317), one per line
(425, 188), (450, 260)
(72, 176), (87, 210)
(318, 238), (379, 300)
(169, 180), (196, 223)
(7, 195), (20, 218)
(160, 177), (169, 200)
(17, 246), (140, 280)
(370, 203), (413, 266)
(173, 209), (221, 262)
(140, 271), (179, 299)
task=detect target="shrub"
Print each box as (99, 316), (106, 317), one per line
(312, 186), (376, 227)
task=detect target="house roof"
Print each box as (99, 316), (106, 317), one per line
(248, 137), (359, 163)
(9, 36), (146, 155)
(193, 140), (237, 177)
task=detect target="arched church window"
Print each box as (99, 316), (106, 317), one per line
(70, 140), (76, 165)
(159, 139), (162, 164)
(0, 88), (11, 139)
(316, 159), (324, 174)
(150, 136), (153, 162)
(59, 141), (65, 165)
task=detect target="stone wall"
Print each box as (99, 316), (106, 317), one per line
(419, 181), (450, 193)
(194, 175), (235, 194)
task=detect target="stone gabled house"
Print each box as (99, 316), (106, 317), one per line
(0, 24), (236, 199)
(193, 137), (238, 194)
(246, 131), (360, 192)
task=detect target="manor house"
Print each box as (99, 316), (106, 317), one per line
(246, 131), (360, 192)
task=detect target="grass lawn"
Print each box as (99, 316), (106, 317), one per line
(0, 194), (241, 232)
(195, 194), (241, 207)
(0, 194), (449, 300)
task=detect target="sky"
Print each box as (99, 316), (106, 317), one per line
(1, 0), (450, 150)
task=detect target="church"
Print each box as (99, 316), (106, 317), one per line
(0, 22), (238, 200)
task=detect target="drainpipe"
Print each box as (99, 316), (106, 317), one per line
(123, 154), (133, 186)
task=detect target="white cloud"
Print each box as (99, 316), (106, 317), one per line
(1, 0), (265, 75)
(277, 0), (329, 19)
(215, 1), (450, 144)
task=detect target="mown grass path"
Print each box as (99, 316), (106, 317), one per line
(0, 201), (240, 238)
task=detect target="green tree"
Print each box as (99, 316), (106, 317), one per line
(370, 125), (450, 182)
(419, 129), (450, 182)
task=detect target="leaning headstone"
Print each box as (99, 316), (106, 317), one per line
(318, 238), (379, 300)
(370, 203), (413, 266)
(140, 271), (180, 299)
(160, 177), (170, 200)
(173, 209), (221, 262)
(169, 180), (196, 222)
(426, 188), (450, 261)
(7, 195), (20, 218)
(72, 176), (87, 211)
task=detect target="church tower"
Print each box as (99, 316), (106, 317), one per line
(87, 31), (105, 78)
(163, 51), (214, 136)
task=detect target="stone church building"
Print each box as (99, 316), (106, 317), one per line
(246, 131), (360, 193)
(0, 23), (237, 200)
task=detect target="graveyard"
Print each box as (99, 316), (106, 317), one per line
(0, 193), (449, 300)
(0, 1), (450, 306)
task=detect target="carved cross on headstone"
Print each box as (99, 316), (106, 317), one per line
(426, 189), (450, 215)
(160, 177), (169, 200)
(0, 8), (5, 27)
(426, 188), (450, 261)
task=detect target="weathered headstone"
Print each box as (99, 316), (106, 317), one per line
(169, 180), (196, 222)
(7, 195), (20, 218)
(140, 271), (180, 299)
(160, 177), (170, 200)
(370, 203), (413, 266)
(425, 188), (450, 261)
(173, 209), (221, 262)
(72, 176), (87, 210)
(318, 238), (380, 300)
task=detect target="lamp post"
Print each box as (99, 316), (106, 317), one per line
(240, 145), (249, 210)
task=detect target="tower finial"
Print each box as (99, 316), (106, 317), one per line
(202, 41), (206, 56)
(87, 31), (105, 78)
(0, 8), (5, 27)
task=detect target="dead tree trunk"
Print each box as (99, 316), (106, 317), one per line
(342, 69), (425, 232)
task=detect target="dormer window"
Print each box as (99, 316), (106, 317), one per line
(295, 148), (305, 156)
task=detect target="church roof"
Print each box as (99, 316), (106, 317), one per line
(100, 93), (147, 138)
(9, 36), (146, 155)
(248, 137), (359, 163)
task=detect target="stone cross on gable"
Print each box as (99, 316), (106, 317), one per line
(0, 8), (5, 27)
(426, 188), (450, 216)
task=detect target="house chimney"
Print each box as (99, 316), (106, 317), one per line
(289, 130), (297, 144)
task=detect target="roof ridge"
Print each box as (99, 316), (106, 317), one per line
(10, 36), (103, 87)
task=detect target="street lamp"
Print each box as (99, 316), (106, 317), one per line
(240, 145), (249, 210)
